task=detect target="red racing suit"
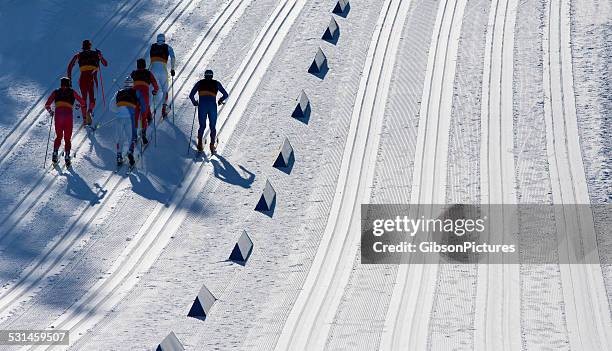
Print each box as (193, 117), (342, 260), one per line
(45, 88), (87, 154)
(67, 49), (108, 115)
(130, 68), (159, 129)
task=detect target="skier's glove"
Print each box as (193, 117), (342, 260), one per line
(152, 90), (158, 96)
(48, 110), (54, 117)
(192, 100), (198, 107)
(170, 69), (175, 76)
(217, 99), (226, 106)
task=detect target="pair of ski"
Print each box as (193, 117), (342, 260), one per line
(193, 137), (219, 161)
(116, 139), (150, 174)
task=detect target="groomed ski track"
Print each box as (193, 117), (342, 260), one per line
(541, 0), (612, 349)
(21, 0), (310, 348)
(380, 0), (466, 349)
(473, 0), (520, 350)
(275, 0), (413, 349)
(0, 0), (253, 324)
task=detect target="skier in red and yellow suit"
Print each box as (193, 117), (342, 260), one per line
(130, 58), (159, 145)
(67, 39), (108, 126)
(45, 77), (87, 166)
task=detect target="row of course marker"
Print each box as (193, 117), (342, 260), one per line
(322, 16), (340, 44)
(255, 179), (277, 216)
(308, 47), (329, 78)
(273, 137), (295, 174)
(333, 0), (350, 17)
(188, 284), (217, 321)
(157, 331), (184, 351)
(292, 90), (311, 123)
(229, 230), (255, 264)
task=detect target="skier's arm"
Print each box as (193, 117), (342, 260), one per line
(189, 81), (199, 106)
(168, 45), (176, 70)
(67, 53), (79, 80)
(150, 72), (159, 94)
(217, 82), (229, 104)
(73, 91), (87, 117)
(97, 49), (108, 67)
(45, 91), (56, 114)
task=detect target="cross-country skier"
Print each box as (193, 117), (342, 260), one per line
(147, 33), (175, 118)
(110, 77), (146, 167)
(45, 77), (87, 166)
(130, 58), (159, 145)
(189, 69), (229, 154)
(67, 39), (108, 126)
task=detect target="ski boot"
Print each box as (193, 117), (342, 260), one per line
(127, 152), (135, 167)
(64, 155), (72, 168)
(84, 110), (93, 127)
(209, 142), (217, 155)
(116, 152), (124, 166)
(141, 128), (149, 146)
(51, 150), (59, 165)
(197, 137), (204, 153)
(162, 104), (169, 119)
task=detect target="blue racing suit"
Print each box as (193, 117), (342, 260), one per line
(189, 78), (229, 143)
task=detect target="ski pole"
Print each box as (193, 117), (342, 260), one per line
(187, 106), (197, 155)
(153, 94), (157, 146)
(43, 111), (54, 168)
(99, 64), (106, 110)
(171, 74), (175, 124)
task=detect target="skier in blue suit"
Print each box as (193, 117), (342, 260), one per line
(189, 69), (229, 154)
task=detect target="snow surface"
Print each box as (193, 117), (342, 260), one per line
(0, 0), (610, 350)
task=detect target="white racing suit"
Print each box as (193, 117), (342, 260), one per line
(110, 89), (145, 155)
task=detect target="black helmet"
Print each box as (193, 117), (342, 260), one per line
(204, 69), (213, 79)
(137, 58), (146, 69)
(60, 77), (71, 88)
(82, 39), (92, 50)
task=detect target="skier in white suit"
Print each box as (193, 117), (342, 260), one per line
(147, 33), (176, 118)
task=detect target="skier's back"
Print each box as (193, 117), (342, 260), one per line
(189, 69), (228, 154)
(130, 58), (159, 145)
(147, 33), (175, 118)
(110, 77), (146, 167)
(66, 39), (108, 126)
(45, 77), (86, 166)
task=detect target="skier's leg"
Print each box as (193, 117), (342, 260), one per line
(129, 108), (137, 154)
(115, 118), (125, 154)
(64, 114), (73, 155)
(197, 103), (207, 139)
(209, 104), (218, 144)
(53, 115), (63, 152)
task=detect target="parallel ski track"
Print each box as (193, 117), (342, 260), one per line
(0, 0), (250, 321)
(542, 0), (612, 349)
(273, 0), (413, 349)
(22, 0), (309, 348)
(473, 0), (520, 350)
(0, 0), (144, 166)
(379, 0), (466, 350)
(0, 0), (202, 245)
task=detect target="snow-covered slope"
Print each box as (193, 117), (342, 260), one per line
(0, 0), (610, 350)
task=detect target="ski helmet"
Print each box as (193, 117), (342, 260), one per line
(82, 39), (92, 50)
(137, 58), (146, 69)
(60, 77), (71, 88)
(204, 69), (214, 79)
(156, 33), (165, 43)
(124, 76), (134, 88)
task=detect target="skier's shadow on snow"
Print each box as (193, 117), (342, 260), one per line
(128, 172), (168, 204)
(63, 168), (103, 205)
(211, 155), (255, 189)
